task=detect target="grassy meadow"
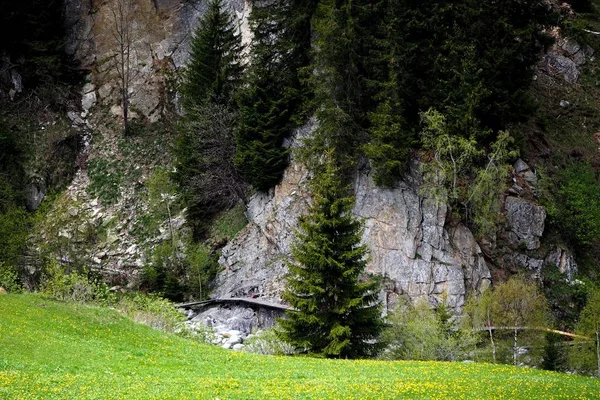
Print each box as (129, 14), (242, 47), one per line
(0, 293), (599, 399)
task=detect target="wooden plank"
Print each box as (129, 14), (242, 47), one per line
(473, 326), (590, 340)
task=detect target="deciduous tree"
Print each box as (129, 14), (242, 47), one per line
(576, 289), (600, 377)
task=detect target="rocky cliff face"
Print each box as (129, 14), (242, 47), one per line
(65, 0), (251, 122)
(53, 0), (584, 313)
(215, 122), (492, 312)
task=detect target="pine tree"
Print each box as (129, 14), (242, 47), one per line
(175, 0), (245, 237)
(307, 0), (382, 164)
(235, 0), (318, 191)
(180, 0), (243, 111)
(278, 151), (384, 358)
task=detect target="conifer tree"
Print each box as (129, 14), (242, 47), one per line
(175, 0), (245, 237)
(180, 0), (243, 111)
(235, 0), (318, 191)
(279, 151), (384, 358)
(307, 0), (382, 164)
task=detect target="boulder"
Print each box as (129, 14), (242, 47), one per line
(540, 52), (580, 83)
(505, 197), (546, 250)
(24, 181), (46, 211)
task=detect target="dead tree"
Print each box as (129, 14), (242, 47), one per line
(110, 0), (138, 135)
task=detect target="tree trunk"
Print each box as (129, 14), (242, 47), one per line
(122, 89), (129, 135)
(596, 326), (600, 377)
(513, 328), (518, 366)
(487, 309), (496, 363)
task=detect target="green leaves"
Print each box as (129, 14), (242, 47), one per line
(556, 162), (600, 248)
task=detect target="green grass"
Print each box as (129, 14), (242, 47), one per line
(1, 294), (599, 399)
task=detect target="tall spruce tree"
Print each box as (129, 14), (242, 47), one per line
(278, 151), (384, 358)
(306, 0), (382, 165)
(234, 0), (318, 191)
(180, 0), (243, 110)
(175, 0), (245, 237)
(362, 0), (555, 186)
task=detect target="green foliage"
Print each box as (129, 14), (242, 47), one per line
(243, 327), (296, 356)
(364, 93), (414, 187)
(304, 0), (380, 166)
(175, 0), (246, 235)
(420, 109), (484, 202)
(235, 0), (317, 190)
(0, 262), (23, 293)
(464, 278), (552, 366)
(542, 263), (589, 331)
(556, 162), (600, 248)
(183, 241), (219, 301)
(175, 104), (245, 238)
(208, 203), (248, 244)
(420, 110), (517, 236)
(541, 332), (568, 372)
(115, 292), (186, 333)
(0, 206), (30, 267)
(573, 288), (600, 376)
(382, 298), (478, 361)
(468, 131), (518, 237)
(278, 152), (384, 358)
(362, 0), (554, 184)
(0, 118), (30, 268)
(141, 242), (185, 302)
(180, 0), (243, 111)
(491, 276), (551, 330)
(490, 277), (550, 365)
(40, 260), (115, 304)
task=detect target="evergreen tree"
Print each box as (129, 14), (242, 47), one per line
(278, 151), (384, 358)
(175, 0), (245, 237)
(306, 0), (382, 165)
(362, 0), (554, 185)
(180, 0), (243, 111)
(234, 0), (318, 191)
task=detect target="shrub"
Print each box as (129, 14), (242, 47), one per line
(0, 262), (23, 293)
(556, 162), (600, 248)
(244, 328), (296, 356)
(116, 293), (186, 333)
(381, 298), (478, 362)
(184, 241), (219, 300)
(40, 260), (115, 304)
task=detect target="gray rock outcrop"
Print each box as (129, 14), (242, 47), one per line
(539, 36), (595, 84)
(505, 196), (546, 250)
(215, 140), (491, 312)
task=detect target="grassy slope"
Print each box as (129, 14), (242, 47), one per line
(0, 294), (599, 399)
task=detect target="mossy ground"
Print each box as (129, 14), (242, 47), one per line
(1, 293), (599, 399)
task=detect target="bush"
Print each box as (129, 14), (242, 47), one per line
(141, 242), (185, 302)
(40, 260), (115, 304)
(0, 262), (23, 293)
(381, 298), (478, 361)
(184, 242), (219, 300)
(116, 292), (186, 333)
(556, 162), (600, 248)
(243, 328), (296, 356)
(0, 207), (30, 267)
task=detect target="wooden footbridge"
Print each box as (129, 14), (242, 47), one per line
(176, 297), (292, 312)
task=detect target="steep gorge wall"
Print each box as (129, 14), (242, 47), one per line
(56, 0), (586, 311)
(214, 123), (491, 312)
